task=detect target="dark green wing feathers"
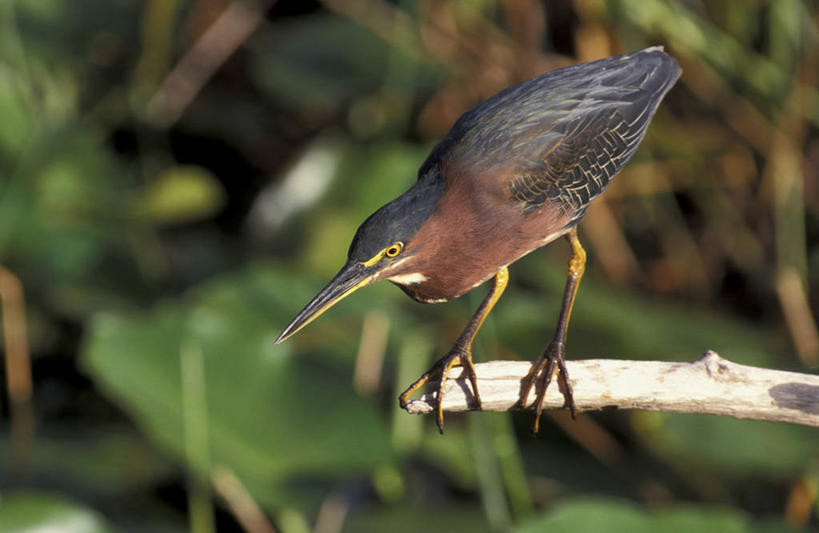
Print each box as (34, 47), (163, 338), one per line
(509, 106), (642, 218)
(433, 47), (681, 222)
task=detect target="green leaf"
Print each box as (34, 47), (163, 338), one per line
(81, 264), (393, 511)
(515, 498), (795, 533)
(131, 165), (226, 225)
(0, 492), (113, 533)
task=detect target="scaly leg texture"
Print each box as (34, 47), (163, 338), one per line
(519, 227), (586, 433)
(399, 267), (509, 433)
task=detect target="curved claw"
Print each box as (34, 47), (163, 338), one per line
(399, 357), (447, 409)
(519, 341), (576, 434)
(399, 345), (482, 434)
(434, 348), (482, 433)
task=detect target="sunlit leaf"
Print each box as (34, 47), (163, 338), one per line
(131, 165), (226, 225)
(0, 492), (113, 533)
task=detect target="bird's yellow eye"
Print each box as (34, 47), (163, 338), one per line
(385, 242), (403, 258)
(362, 242), (404, 266)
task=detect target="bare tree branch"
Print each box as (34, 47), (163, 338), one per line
(402, 350), (819, 427)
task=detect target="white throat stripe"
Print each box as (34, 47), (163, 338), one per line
(388, 272), (428, 285)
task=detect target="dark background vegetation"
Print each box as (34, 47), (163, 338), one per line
(1, 0), (818, 531)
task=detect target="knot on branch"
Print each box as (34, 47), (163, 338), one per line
(698, 350), (733, 382)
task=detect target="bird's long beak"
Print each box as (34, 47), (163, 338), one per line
(276, 261), (374, 344)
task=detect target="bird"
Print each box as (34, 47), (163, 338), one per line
(277, 47), (681, 434)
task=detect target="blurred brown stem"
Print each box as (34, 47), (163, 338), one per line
(403, 351), (819, 428)
(353, 311), (389, 395)
(768, 50), (817, 365)
(776, 269), (819, 364)
(146, 0), (273, 127)
(212, 467), (278, 533)
(0, 265), (33, 483)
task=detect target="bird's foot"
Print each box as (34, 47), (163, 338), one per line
(398, 344), (482, 434)
(517, 340), (576, 434)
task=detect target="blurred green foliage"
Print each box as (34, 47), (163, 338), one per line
(1, 0), (818, 532)
(0, 492), (113, 533)
(513, 498), (797, 533)
(83, 267), (394, 509)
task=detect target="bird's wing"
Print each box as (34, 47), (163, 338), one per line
(504, 96), (653, 220)
(427, 48), (680, 224)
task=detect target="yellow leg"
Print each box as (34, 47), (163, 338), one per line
(399, 267), (509, 433)
(519, 226), (586, 433)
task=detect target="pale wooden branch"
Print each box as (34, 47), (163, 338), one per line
(403, 351), (819, 427)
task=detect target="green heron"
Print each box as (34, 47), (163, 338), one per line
(277, 47), (680, 433)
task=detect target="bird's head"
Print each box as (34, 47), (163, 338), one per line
(276, 172), (443, 343)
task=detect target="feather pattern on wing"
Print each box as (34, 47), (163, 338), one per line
(421, 47), (681, 226)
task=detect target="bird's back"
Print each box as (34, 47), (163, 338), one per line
(427, 47), (681, 225)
